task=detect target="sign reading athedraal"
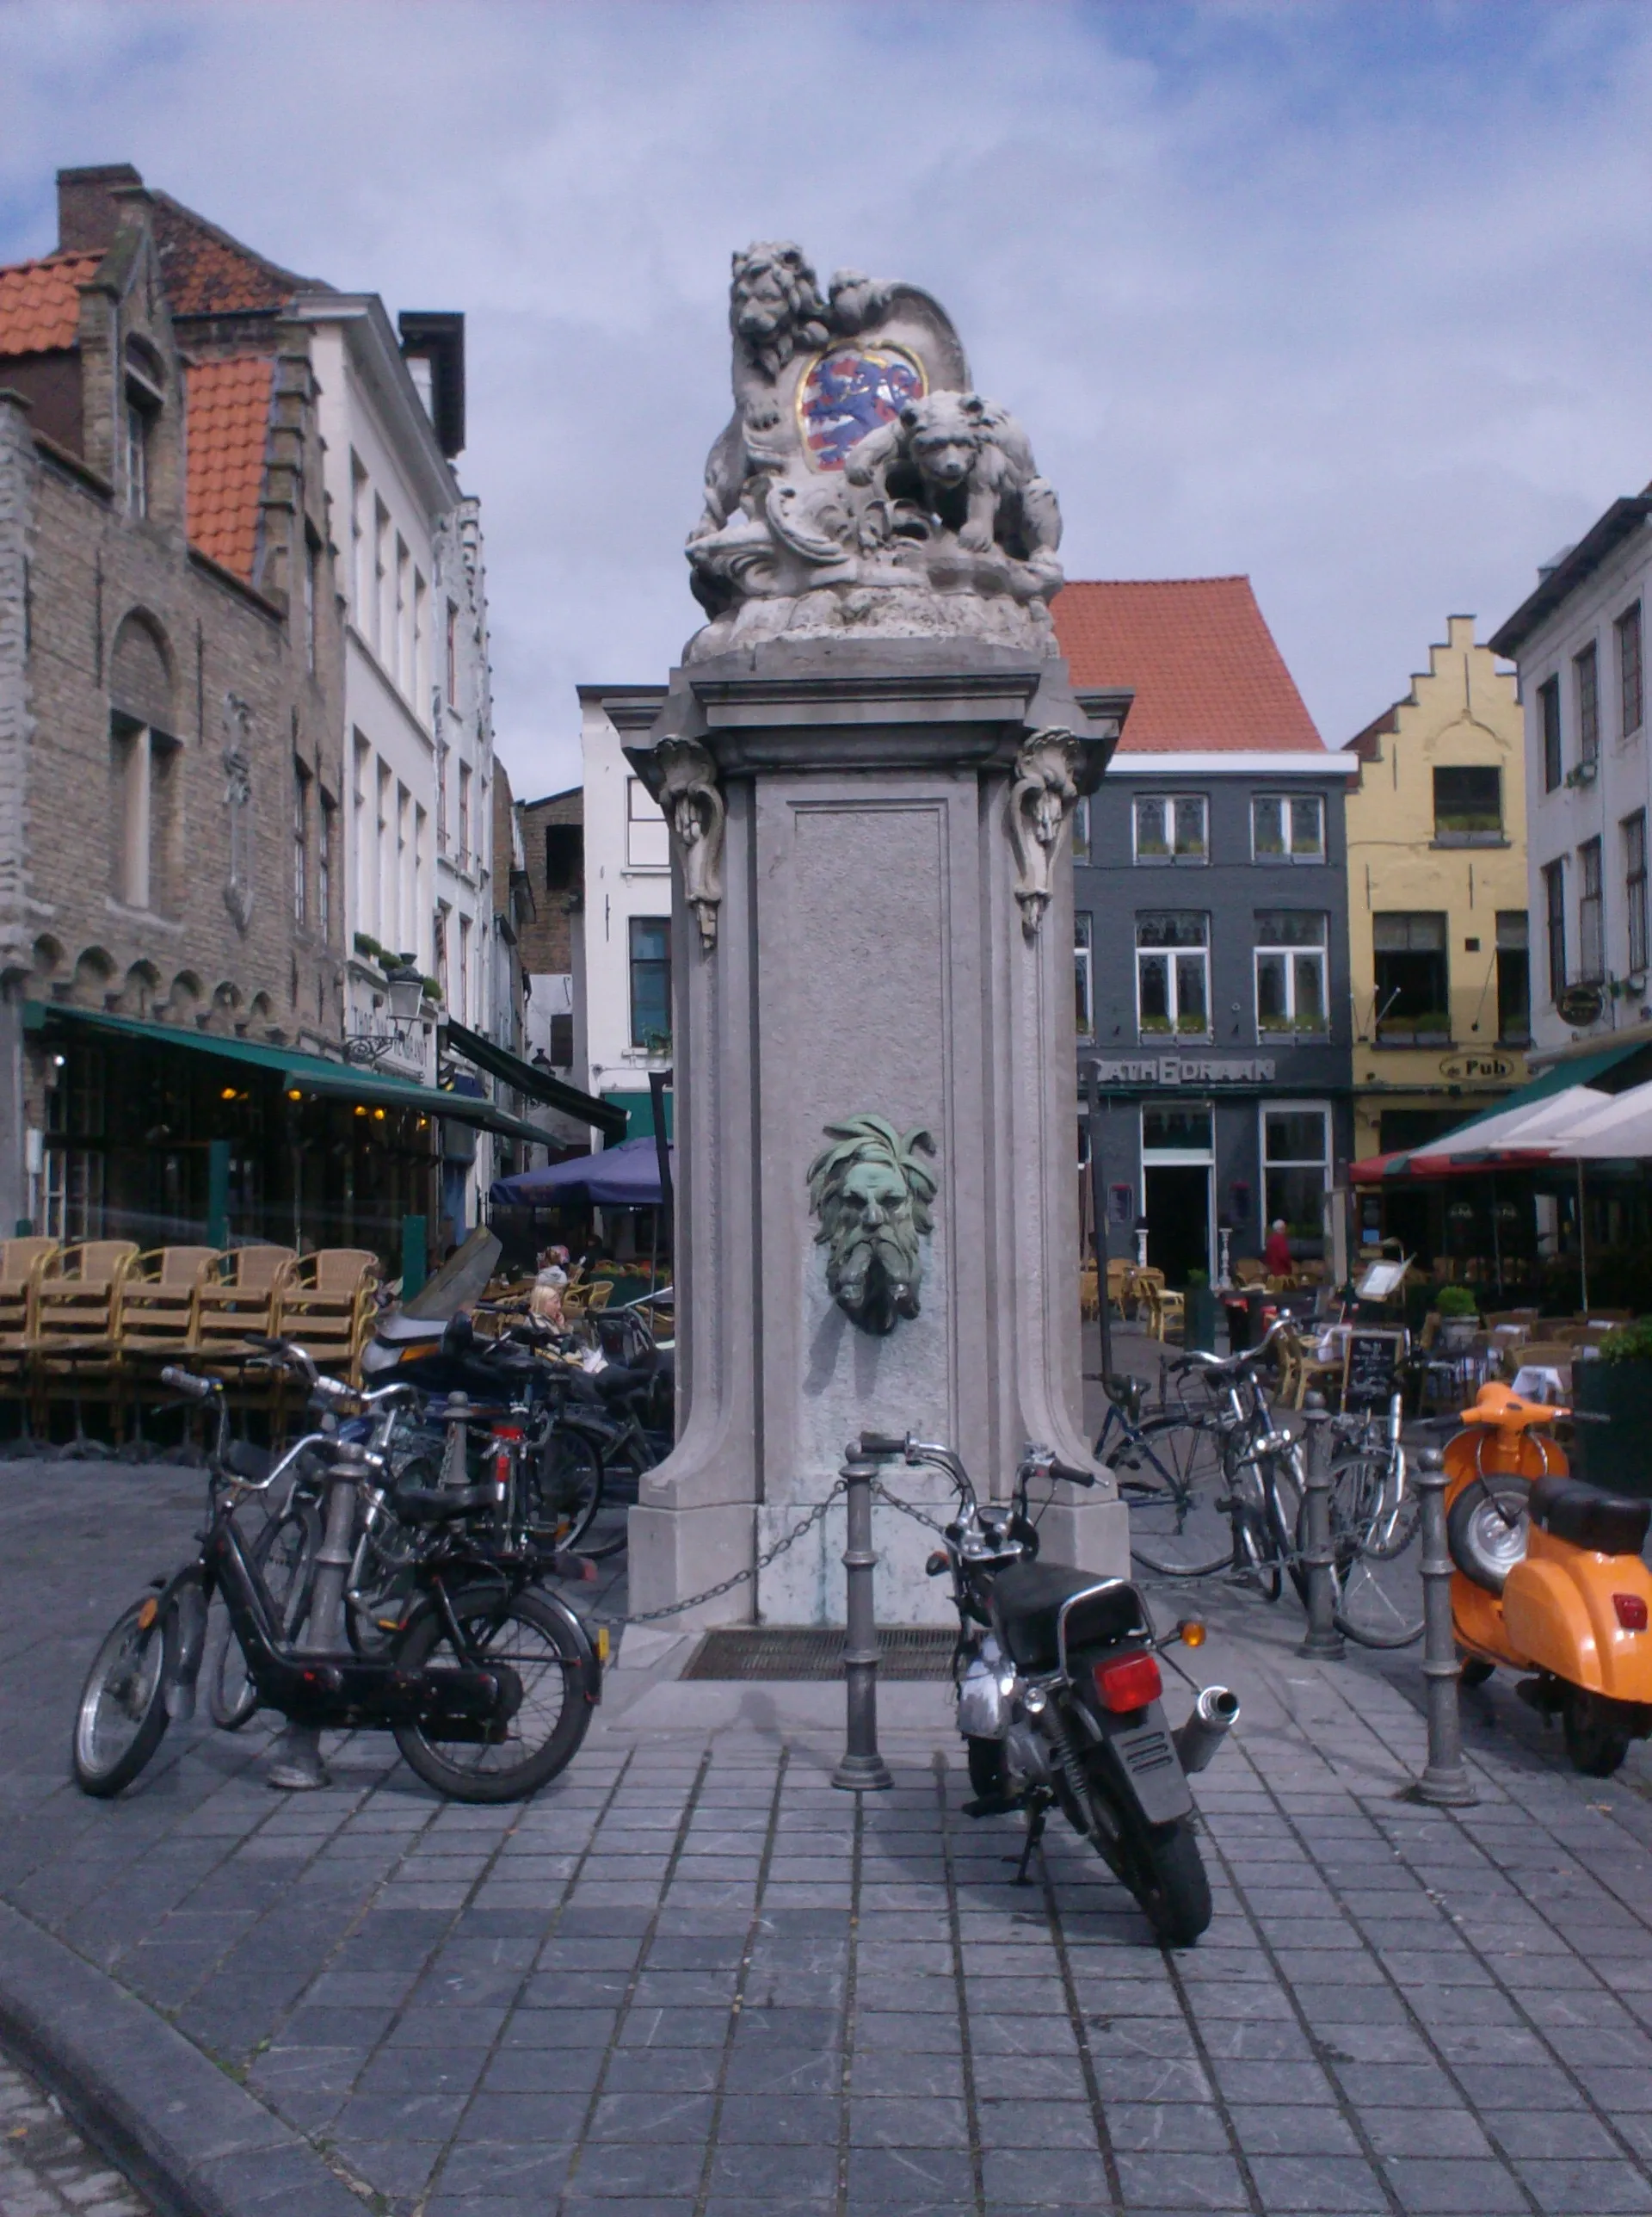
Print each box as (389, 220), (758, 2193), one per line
(1091, 1056), (1278, 1086)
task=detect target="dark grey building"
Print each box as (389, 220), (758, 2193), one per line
(1057, 579), (1356, 1285)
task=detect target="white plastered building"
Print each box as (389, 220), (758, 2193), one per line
(293, 296), (496, 1228)
(1491, 489), (1651, 1061)
(576, 684), (672, 1144)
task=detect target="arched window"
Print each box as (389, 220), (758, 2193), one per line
(108, 613), (178, 913)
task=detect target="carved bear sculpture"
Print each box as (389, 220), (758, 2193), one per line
(844, 390), (1062, 586)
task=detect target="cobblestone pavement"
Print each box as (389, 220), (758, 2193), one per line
(3, 1445), (1652, 2215)
(0, 2047), (150, 2215)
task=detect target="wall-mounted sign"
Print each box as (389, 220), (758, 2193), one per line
(1438, 1053), (1516, 1082)
(1091, 1056), (1277, 1087)
(1557, 984), (1605, 1028)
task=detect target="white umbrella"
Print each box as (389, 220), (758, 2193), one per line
(1408, 1084), (1612, 1163)
(1532, 1078), (1652, 1159)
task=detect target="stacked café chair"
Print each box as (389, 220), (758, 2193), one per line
(0, 1237), (58, 1447)
(274, 1250), (382, 1386)
(28, 1241), (138, 1451)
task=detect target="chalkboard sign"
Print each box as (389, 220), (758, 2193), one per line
(1345, 1329), (1405, 1409)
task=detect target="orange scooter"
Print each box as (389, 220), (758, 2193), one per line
(1446, 1380), (1652, 1776)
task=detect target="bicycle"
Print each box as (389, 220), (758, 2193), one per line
(1320, 1386), (1425, 1650)
(1099, 1372), (1231, 1578)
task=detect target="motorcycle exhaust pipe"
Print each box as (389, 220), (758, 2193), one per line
(1174, 1685), (1240, 1775)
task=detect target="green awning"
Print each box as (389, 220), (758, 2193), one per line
(444, 1016), (626, 1140)
(23, 1002), (556, 1148)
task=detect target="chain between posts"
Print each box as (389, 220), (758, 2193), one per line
(614, 1479), (848, 1623)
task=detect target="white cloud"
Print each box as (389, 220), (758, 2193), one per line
(3, 0), (1650, 793)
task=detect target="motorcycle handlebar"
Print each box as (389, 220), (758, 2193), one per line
(1047, 1458), (1094, 1488)
(857, 1431), (908, 1459)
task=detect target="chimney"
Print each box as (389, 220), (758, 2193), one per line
(57, 164), (145, 253)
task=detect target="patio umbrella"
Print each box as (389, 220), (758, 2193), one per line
(489, 1134), (674, 1210)
(1527, 1078), (1652, 1159)
(1406, 1084), (1613, 1165)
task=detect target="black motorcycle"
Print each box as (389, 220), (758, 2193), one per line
(860, 1430), (1237, 1945)
(72, 1366), (601, 1804)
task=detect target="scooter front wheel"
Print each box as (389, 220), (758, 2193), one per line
(1563, 1687), (1631, 1778)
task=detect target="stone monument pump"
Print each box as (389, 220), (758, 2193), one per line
(626, 243), (1131, 1629)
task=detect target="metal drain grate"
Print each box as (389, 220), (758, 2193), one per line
(681, 1627), (957, 1682)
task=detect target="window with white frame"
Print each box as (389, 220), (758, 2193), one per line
(1579, 837), (1604, 982)
(1262, 1105), (1330, 1244)
(1254, 911), (1328, 1035)
(1134, 794), (1206, 864)
(1136, 912), (1209, 1038)
(293, 760), (309, 928)
(1252, 792), (1324, 862)
(1544, 859), (1567, 1003)
(1075, 912), (1094, 1037)
(626, 777), (670, 869)
(1575, 643), (1600, 768)
(1626, 812), (1648, 979)
(1619, 602), (1644, 738)
(1071, 795), (1091, 863)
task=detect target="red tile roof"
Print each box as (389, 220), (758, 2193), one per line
(185, 355), (274, 583)
(0, 251), (100, 355)
(1054, 576), (1326, 753)
(151, 192), (318, 320)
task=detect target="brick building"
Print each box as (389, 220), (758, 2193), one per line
(0, 167), (575, 1258)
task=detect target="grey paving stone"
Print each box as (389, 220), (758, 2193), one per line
(1242, 2151), (1389, 2211)
(1226, 2099), (1362, 2156)
(1508, 2158), (1652, 2213)
(1378, 2155), (1536, 2213)
(715, 2093), (838, 2143)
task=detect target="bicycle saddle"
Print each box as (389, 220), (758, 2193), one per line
(1529, 1474), (1650, 1557)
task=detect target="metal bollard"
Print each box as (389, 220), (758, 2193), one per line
(267, 1441), (366, 1791)
(1298, 1393), (1345, 1660)
(1413, 1448), (1476, 1806)
(831, 1445), (892, 1793)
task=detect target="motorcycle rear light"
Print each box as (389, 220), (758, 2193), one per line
(1613, 1593), (1649, 1632)
(1094, 1652), (1162, 1713)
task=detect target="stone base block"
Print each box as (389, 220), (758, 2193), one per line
(1032, 1492), (1131, 1583)
(626, 1501), (755, 1628)
(755, 1492), (959, 1627)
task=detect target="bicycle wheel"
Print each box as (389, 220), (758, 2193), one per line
(73, 1596), (177, 1796)
(528, 1424), (615, 1556)
(1331, 1451), (1420, 1564)
(1125, 1418), (1235, 1578)
(208, 1502), (320, 1729)
(1299, 1482), (1425, 1650)
(1266, 1454), (1306, 1607)
(392, 1584), (595, 1802)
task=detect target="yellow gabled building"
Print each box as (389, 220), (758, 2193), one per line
(1343, 616), (1530, 1194)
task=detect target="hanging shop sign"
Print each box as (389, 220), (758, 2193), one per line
(1090, 1056), (1277, 1087)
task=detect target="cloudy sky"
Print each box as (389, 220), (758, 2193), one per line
(3, 1), (1649, 795)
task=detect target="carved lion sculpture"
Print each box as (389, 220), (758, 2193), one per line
(806, 1115), (938, 1336)
(845, 391), (1062, 584)
(729, 241), (831, 379)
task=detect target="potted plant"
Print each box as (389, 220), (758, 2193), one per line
(1434, 1282), (1479, 1353)
(1571, 1317), (1652, 1498)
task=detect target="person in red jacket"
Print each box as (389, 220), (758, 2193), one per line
(1263, 1219), (1293, 1277)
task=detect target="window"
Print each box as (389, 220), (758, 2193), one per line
(110, 720), (151, 908)
(458, 763), (472, 869)
(1133, 794), (1206, 864)
(317, 796), (334, 942)
(413, 571), (427, 707)
(435, 739), (448, 855)
(349, 455), (367, 618)
(1252, 793), (1324, 862)
(124, 399), (151, 519)
(1071, 796), (1090, 863)
(302, 531), (320, 673)
(544, 824), (582, 894)
(293, 761), (310, 928)
(1433, 765), (1503, 843)
(1143, 1105), (1212, 1154)
(629, 917), (672, 1049)
(394, 539), (410, 689)
(373, 500), (389, 658)
(1136, 912), (1210, 1038)
(1495, 911), (1530, 1045)
(1626, 812), (1648, 978)
(549, 1012), (574, 1065)
(1074, 913), (1094, 1037)
(1539, 676), (1562, 792)
(445, 602), (459, 707)
(626, 776), (670, 869)
(1544, 859), (1567, 1003)
(1575, 643), (1599, 768)
(1579, 837), (1604, 982)
(435, 902), (450, 1006)
(1619, 602), (1644, 738)
(1372, 912), (1449, 1043)
(458, 913), (471, 1027)
(1254, 911), (1328, 1035)
(1262, 1107), (1330, 1244)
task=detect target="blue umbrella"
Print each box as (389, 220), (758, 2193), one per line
(490, 1134), (672, 1210)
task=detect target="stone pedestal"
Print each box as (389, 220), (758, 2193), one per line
(625, 637), (1127, 1627)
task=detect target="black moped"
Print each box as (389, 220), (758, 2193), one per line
(72, 1366), (601, 1803)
